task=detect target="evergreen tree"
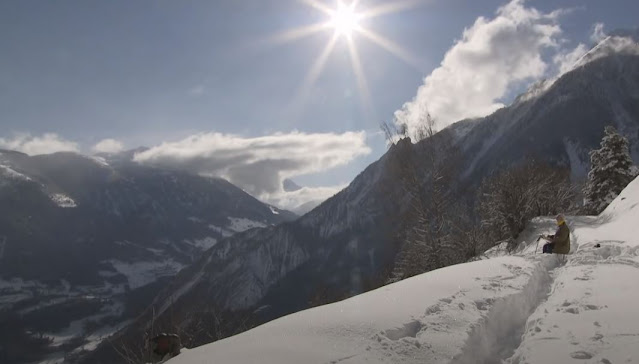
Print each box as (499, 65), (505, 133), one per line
(583, 126), (637, 214)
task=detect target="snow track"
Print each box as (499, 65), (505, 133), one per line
(452, 256), (565, 364)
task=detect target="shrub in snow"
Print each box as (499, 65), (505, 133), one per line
(583, 126), (637, 214)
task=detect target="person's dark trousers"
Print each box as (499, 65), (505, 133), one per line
(543, 243), (555, 254)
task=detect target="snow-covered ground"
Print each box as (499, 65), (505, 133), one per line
(507, 177), (639, 364)
(184, 237), (218, 250)
(49, 193), (77, 208)
(169, 176), (639, 364)
(108, 259), (185, 290)
(208, 224), (234, 237)
(208, 217), (266, 237)
(228, 217), (267, 232)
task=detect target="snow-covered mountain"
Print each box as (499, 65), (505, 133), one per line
(0, 149), (295, 362)
(167, 174), (639, 364)
(456, 35), (639, 185)
(92, 34), (639, 363)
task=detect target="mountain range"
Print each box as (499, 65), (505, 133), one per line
(92, 33), (639, 363)
(0, 150), (295, 363)
(3, 32), (639, 364)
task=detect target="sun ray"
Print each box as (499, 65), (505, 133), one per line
(279, 0), (424, 125)
(287, 34), (340, 119)
(302, 34), (339, 95)
(267, 22), (331, 45)
(357, 27), (422, 70)
(300, 0), (334, 15)
(359, 0), (424, 20)
(346, 36), (375, 121)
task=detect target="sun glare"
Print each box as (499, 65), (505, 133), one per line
(328, 2), (361, 37)
(273, 0), (422, 122)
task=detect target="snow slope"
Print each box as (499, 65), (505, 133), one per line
(508, 177), (639, 364)
(170, 256), (558, 364)
(168, 176), (639, 364)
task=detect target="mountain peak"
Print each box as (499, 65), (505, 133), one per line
(283, 178), (303, 192)
(571, 32), (639, 71)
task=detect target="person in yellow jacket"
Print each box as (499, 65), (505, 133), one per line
(542, 214), (570, 254)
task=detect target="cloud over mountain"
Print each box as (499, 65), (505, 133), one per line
(133, 131), (371, 210)
(0, 133), (79, 155)
(92, 138), (125, 154)
(395, 0), (569, 133)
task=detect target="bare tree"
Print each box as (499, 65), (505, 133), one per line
(477, 160), (577, 251)
(382, 111), (466, 281)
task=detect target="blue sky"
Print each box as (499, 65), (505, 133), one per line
(1, 0), (637, 210)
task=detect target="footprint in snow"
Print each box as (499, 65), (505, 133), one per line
(383, 320), (423, 341)
(591, 333), (604, 341)
(570, 351), (593, 359)
(474, 298), (494, 311)
(425, 304), (441, 315)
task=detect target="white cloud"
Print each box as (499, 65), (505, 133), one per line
(395, 0), (566, 133)
(133, 131), (371, 209)
(0, 133), (79, 155)
(92, 138), (125, 154)
(591, 23), (606, 43)
(265, 184), (347, 214)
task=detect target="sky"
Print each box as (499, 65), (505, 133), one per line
(1, 0), (637, 210)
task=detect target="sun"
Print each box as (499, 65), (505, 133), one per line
(267, 0), (422, 122)
(328, 2), (361, 38)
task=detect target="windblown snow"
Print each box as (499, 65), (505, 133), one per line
(168, 175), (639, 364)
(0, 164), (31, 181)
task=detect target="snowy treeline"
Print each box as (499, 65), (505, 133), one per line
(583, 125), (638, 214)
(383, 120), (637, 283)
(383, 117), (480, 282)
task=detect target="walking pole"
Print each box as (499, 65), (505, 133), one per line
(535, 235), (542, 254)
